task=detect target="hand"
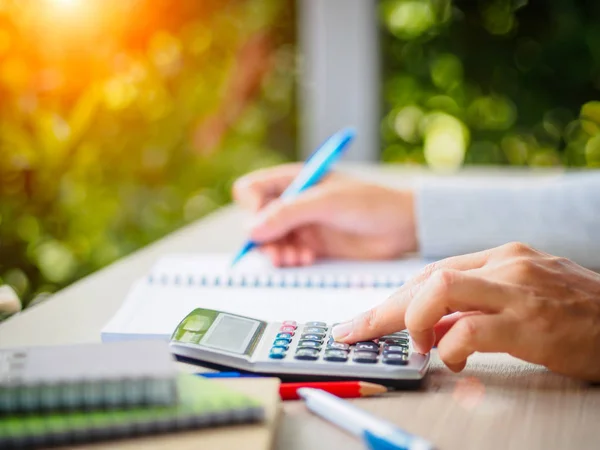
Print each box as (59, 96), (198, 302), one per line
(331, 242), (600, 382)
(232, 163), (417, 266)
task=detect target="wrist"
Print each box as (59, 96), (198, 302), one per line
(381, 186), (418, 256)
(399, 188), (419, 254)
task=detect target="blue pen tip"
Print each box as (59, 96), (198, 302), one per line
(231, 241), (256, 267)
(230, 251), (244, 267)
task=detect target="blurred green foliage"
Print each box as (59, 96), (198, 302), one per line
(0, 0), (296, 308)
(379, 0), (600, 170)
(4, 0), (600, 313)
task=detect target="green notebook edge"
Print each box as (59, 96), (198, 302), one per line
(0, 373), (265, 449)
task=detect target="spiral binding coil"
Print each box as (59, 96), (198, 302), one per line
(148, 272), (405, 289)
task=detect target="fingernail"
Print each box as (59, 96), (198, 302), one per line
(413, 341), (428, 354)
(331, 321), (353, 340)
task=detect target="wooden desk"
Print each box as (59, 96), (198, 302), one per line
(1, 164), (598, 450)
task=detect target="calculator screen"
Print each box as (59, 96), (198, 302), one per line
(201, 314), (260, 354)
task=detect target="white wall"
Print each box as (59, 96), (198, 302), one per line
(297, 0), (380, 161)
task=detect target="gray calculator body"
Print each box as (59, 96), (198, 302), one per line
(169, 308), (430, 388)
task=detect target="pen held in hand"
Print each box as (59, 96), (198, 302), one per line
(231, 127), (356, 266)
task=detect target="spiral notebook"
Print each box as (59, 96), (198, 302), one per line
(0, 374), (265, 449)
(0, 341), (177, 415)
(101, 253), (428, 342)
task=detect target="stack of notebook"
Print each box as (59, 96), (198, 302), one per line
(0, 341), (266, 449)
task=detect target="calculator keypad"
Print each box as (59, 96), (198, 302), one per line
(270, 321), (411, 367)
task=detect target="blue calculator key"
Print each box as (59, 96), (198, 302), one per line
(303, 327), (327, 335)
(306, 321), (327, 328)
(323, 349), (348, 362)
(327, 342), (349, 351)
(383, 353), (409, 365)
(297, 340), (322, 349)
(272, 339), (290, 349)
(269, 347), (287, 359)
(355, 342), (379, 353)
(301, 334), (324, 342)
(294, 348), (320, 360)
(353, 352), (378, 364)
(276, 333), (293, 341)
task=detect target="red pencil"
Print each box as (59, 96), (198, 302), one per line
(279, 381), (388, 401)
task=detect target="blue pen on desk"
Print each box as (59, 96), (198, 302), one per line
(195, 371), (263, 379)
(298, 388), (435, 450)
(231, 127), (356, 266)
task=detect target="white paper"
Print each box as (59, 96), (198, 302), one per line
(101, 254), (430, 341)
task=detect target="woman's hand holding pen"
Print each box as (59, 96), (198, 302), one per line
(233, 163), (418, 267)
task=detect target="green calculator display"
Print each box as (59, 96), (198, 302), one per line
(170, 308), (430, 388)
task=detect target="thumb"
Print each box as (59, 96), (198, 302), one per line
(249, 190), (330, 242)
(233, 164), (303, 212)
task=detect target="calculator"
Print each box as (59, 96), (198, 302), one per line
(169, 308), (430, 388)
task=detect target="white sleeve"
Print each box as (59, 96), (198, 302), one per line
(414, 172), (600, 269)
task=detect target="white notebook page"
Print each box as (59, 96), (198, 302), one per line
(149, 253), (428, 288)
(101, 254), (429, 341)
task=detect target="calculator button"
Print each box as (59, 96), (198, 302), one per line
(381, 333), (408, 341)
(303, 327), (327, 336)
(297, 340), (322, 350)
(301, 334), (324, 342)
(280, 326), (296, 334)
(294, 349), (320, 361)
(327, 342), (349, 351)
(276, 333), (293, 341)
(305, 321), (327, 328)
(383, 353), (409, 365)
(355, 342), (379, 353)
(384, 338), (409, 346)
(323, 350), (349, 362)
(282, 321), (297, 328)
(353, 352), (378, 364)
(383, 345), (408, 354)
(272, 339), (290, 349)
(269, 347), (287, 359)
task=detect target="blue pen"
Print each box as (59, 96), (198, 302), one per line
(231, 127), (356, 266)
(195, 372), (263, 378)
(298, 388), (435, 450)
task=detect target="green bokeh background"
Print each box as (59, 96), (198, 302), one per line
(0, 0), (296, 312)
(1, 0), (600, 314)
(380, 0), (600, 169)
